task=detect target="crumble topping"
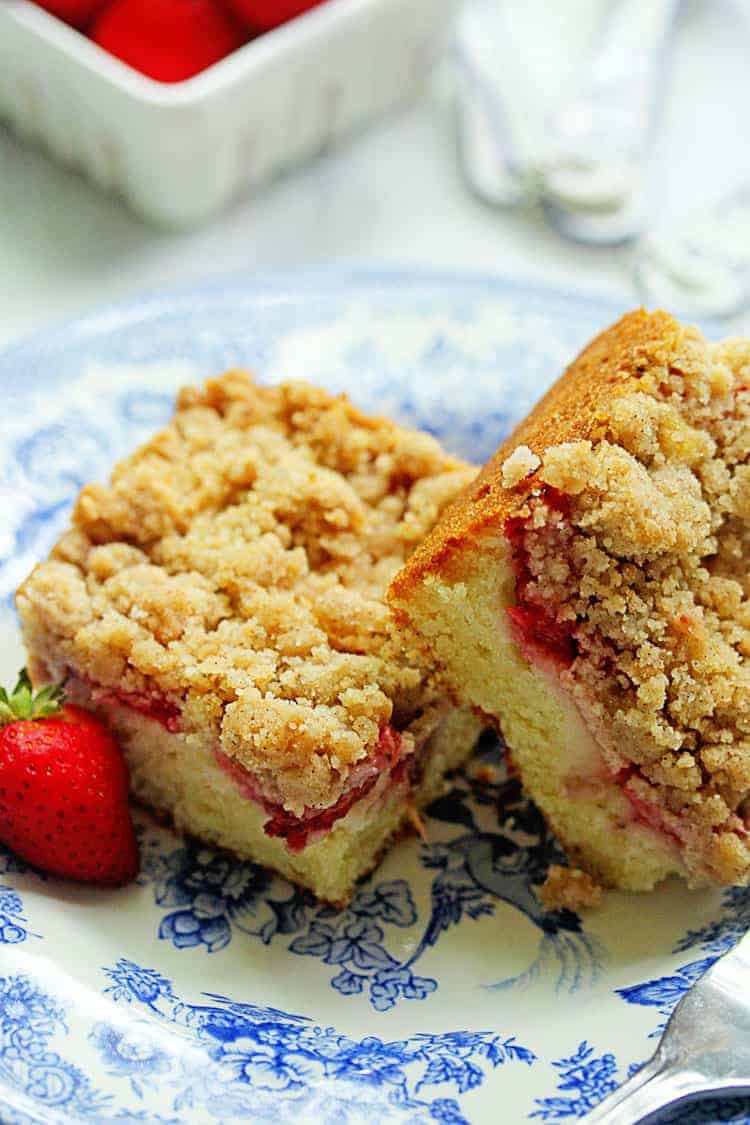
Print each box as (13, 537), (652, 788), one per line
(501, 445), (541, 489)
(539, 865), (603, 912)
(18, 373), (476, 814)
(511, 328), (750, 882)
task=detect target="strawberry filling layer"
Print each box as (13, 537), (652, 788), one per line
(504, 487), (578, 668)
(93, 687), (182, 733)
(612, 764), (685, 848)
(89, 679), (436, 853)
(504, 493), (691, 855)
(216, 724), (405, 852)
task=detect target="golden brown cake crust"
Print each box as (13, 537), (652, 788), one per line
(18, 372), (476, 815)
(390, 309), (681, 597)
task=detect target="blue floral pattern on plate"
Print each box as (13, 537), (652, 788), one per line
(137, 746), (605, 1014)
(0, 959), (534, 1123)
(0, 268), (743, 1123)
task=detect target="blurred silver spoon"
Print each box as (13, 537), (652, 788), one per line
(636, 183), (750, 319)
(541, 0), (681, 245)
(454, 0), (544, 209)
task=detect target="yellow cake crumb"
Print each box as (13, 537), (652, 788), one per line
(539, 865), (603, 912)
(501, 445), (541, 489)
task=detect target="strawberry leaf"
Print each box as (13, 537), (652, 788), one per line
(0, 668), (66, 726)
(31, 683), (67, 719)
(13, 669), (33, 695)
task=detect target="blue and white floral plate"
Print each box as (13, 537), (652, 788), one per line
(0, 268), (746, 1125)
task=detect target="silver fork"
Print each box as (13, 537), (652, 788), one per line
(585, 930), (750, 1123)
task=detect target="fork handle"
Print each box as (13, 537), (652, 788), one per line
(584, 1055), (707, 1124)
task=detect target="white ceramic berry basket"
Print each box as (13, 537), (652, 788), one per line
(0, 0), (457, 226)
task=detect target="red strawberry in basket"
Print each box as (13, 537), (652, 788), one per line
(91, 0), (248, 83)
(32, 0), (106, 30)
(225, 0), (327, 32)
(0, 670), (139, 885)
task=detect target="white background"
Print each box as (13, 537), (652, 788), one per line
(1, 0), (749, 348)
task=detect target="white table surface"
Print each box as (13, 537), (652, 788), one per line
(1, 0), (749, 349)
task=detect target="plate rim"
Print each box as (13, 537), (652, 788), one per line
(0, 266), (729, 1125)
(0, 264), (633, 375)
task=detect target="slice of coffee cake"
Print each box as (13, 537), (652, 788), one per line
(390, 310), (750, 892)
(18, 372), (481, 903)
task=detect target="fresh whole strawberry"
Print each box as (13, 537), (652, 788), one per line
(31, 0), (106, 30)
(91, 0), (248, 83)
(0, 670), (139, 886)
(224, 0), (326, 32)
